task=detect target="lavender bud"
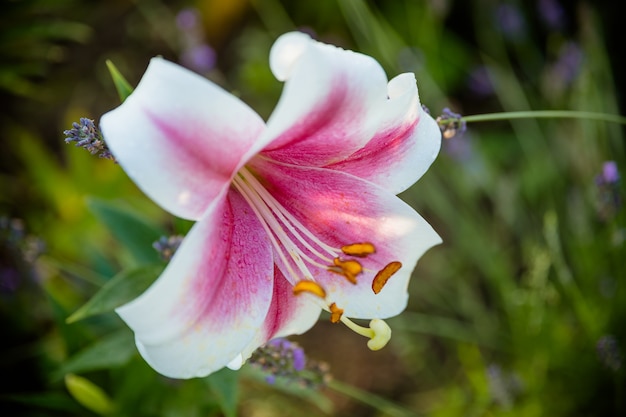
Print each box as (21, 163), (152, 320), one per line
(153, 235), (184, 261)
(495, 4), (526, 39)
(595, 161), (621, 221)
(538, 0), (565, 31)
(486, 363), (524, 409)
(597, 335), (622, 372)
(249, 338), (331, 389)
(436, 107), (467, 139)
(64, 118), (116, 162)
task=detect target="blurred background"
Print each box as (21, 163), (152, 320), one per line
(1, 0), (624, 415)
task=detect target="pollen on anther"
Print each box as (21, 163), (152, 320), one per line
(293, 280), (327, 299)
(329, 303), (344, 323)
(372, 261), (402, 294)
(341, 242), (376, 257)
(328, 257), (362, 284)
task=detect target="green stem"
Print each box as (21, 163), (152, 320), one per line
(461, 110), (626, 125)
(327, 380), (421, 417)
(543, 211), (597, 340)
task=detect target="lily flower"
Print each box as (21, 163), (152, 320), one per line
(100, 32), (442, 379)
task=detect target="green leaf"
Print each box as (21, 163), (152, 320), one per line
(55, 330), (136, 379)
(87, 197), (165, 265)
(105, 59), (134, 102)
(206, 368), (239, 417)
(242, 367), (333, 414)
(67, 264), (164, 323)
(11, 21), (93, 43)
(328, 380), (412, 417)
(0, 392), (82, 413)
(65, 374), (115, 416)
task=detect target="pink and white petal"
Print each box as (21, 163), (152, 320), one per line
(252, 32), (389, 167)
(239, 267), (322, 361)
(250, 160), (441, 319)
(100, 58), (265, 221)
(116, 189), (274, 378)
(260, 267), (322, 340)
(326, 73), (442, 194)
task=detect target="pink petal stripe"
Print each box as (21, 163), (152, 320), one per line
(254, 32), (389, 167)
(100, 58), (265, 220)
(262, 267), (319, 339)
(240, 267), (321, 361)
(326, 73), (442, 194)
(116, 188), (274, 378)
(250, 159), (441, 319)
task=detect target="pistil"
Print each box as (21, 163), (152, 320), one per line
(340, 317), (392, 350)
(291, 279), (391, 351)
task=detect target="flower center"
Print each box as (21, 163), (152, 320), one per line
(232, 167), (400, 350)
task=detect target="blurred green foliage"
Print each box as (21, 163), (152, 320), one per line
(1, 0), (624, 416)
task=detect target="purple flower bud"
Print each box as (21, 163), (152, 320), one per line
(180, 44), (216, 74)
(436, 107), (466, 139)
(248, 338), (330, 388)
(153, 235), (184, 261)
(176, 8), (200, 31)
(486, 363), (523, 409)
(1, 217), (44, 292)
(292, 347), (306, 371)
(495, 4), (526, 39)
(553, 42), (583, 85)
(597, 335), (622, 372)
(64, 118), (115, 161)
(595, 161), (621, 220)
(468, 66), (494, 97)
(602, 161), (620, 184)
(0, 268), (20, 293)
(538, 0), (565, 30)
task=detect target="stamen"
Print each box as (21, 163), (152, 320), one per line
(238, 168), (339, 261)
(329, 303), (343, 323)
(293, 280), (327, 299)
(372, 261), (402, 294)
(233, 178), (306, 283)
(235, 172), (329, 283)
(328, 257), (362, 284)
(341, 242), (376, 257)
(340, 317), (392, 351)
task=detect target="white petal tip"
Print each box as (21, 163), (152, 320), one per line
(226, 354), (244, 370)
(270, 31), (312, 81)
(387, 73), (416, 100)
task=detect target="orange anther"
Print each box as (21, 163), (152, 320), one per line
(341, 242), (376, 257)
(328, 257), (362, 284)
(293, 280), (327, 299)
(334, 257), (362, 276)
(372, 261), (402, 294)
(329, 303), (344, 323)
